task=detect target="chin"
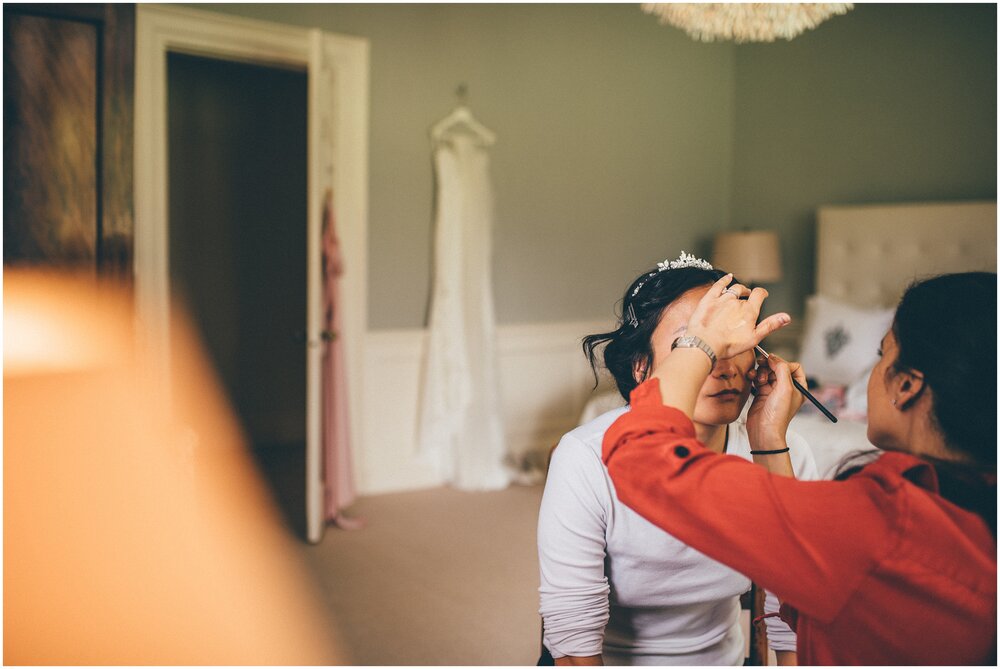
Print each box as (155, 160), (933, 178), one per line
(694, 406), (743, 427)
(866, 421), (903, 453)
(866, 426), (891, 452)
(694, 391), (749, 426)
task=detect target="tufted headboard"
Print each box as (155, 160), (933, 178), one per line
(816, 200), (997, 308)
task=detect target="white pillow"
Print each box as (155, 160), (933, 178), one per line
(798, 295), (895, 386)
(842, 362), (874, 419)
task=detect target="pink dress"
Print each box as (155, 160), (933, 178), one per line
(322, 191), (362, 528)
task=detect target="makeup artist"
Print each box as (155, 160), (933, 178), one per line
(602, 271), (996, 665)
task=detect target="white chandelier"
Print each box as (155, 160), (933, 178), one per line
(641, 3), (854, 43)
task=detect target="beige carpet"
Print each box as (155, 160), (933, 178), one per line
(299, 484), (545, 666)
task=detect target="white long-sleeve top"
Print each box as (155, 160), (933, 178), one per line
(538, 407), (818, 665)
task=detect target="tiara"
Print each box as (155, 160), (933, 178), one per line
(657, 251), (713, 273)
(625, 251), (713, 328)
(630, 251), (713, 297)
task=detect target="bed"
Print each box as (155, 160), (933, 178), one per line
(785, 199), (996, 477)
(580, 199), (997, 479)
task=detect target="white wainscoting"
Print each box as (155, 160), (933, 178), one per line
(357, 320), (614, 495)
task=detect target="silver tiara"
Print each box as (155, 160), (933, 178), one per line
(657, 251), (713, 272)
(630, 251), (714, 297)
(625, 251), (714, 328)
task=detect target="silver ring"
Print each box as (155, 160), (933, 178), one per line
(722, 287), (739, 297)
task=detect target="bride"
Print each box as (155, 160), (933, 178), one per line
(538, 253), (816, 665)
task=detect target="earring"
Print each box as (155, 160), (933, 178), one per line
(892, 399), (898, 407)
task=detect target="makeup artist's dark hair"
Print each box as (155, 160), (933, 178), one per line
(583, 265), (726, 402)
(889, 271), (997, 467)
(887, 271), (997, 535)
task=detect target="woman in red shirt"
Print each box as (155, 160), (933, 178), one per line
(602, 271), (996, 665)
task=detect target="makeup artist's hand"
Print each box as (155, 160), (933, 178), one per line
(685, 274), (791, 360)
(746, 353), (806, 451)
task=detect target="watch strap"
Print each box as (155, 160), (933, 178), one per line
(670, 335), (717, 369)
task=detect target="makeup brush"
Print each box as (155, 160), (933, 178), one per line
(754, 344), (838, 423)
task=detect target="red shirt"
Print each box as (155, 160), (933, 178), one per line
(602, 378), (996, 665)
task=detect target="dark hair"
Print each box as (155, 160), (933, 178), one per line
(866, 271), (998, 537)
(583, 265), (726, 401)
(890, 271), (997, 467)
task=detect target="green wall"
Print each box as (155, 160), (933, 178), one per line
(195, 3), (735, 328)
(731, 3), (997, 316)
(191, 3), (995, 327)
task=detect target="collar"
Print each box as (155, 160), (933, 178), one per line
(873, 451), (998, 492)
(871, 451), (940, 492)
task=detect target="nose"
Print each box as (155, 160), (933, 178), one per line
(714, 357), (738, 379)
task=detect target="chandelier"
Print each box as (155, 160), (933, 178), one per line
(641, 3), (854, 43)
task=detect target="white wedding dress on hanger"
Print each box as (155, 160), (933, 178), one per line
(417, 112), (510, 492)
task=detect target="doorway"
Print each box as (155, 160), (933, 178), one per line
(134, 5), (369, 544)
(167, 52), (308, 536)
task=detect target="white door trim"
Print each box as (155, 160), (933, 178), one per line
(134, 4), (369, 544)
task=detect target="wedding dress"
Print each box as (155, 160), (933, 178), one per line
(417, 131), (510, 491)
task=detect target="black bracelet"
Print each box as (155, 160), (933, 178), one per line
(750, 447), (790, 456)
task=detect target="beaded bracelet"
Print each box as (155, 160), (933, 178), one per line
(750, 447), (790, 456)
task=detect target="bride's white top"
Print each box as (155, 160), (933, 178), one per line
(538, 406), (818, 665)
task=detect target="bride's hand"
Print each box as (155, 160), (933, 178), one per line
(685, 274), (791, 360)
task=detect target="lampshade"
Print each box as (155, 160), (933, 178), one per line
(641, 3), (853, 43)
(712, 230), (783, 284)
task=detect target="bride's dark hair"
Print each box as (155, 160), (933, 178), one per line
(582, 265), (726, 402)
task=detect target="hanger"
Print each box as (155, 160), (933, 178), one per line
(430, 84), (496, 146)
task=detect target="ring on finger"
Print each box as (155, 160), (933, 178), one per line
(722, 287), (739, 297)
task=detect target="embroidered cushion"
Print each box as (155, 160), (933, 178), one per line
(798, 294), (895, 386)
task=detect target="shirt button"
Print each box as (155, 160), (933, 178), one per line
(674, 445), (690, 458)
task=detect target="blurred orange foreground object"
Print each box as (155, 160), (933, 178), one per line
(4, 270), (343, 665)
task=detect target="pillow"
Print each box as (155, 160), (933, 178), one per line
(841, 363), (873, 420)
(798, 295), (895, 386)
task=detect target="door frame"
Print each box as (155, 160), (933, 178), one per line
(134, 4), (369, 544)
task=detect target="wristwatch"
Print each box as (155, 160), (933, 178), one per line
(670, 335), (717, 369)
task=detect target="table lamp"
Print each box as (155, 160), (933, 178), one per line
(712, 230), (783, 285)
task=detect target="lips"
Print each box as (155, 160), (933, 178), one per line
(708, 389), (741, 398)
